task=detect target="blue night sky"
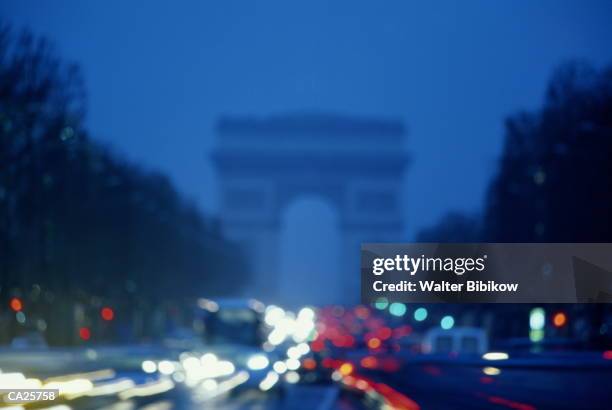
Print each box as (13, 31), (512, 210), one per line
(4, 1), (612, 239)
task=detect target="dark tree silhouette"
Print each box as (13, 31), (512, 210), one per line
(415, 61), (612, 349)
(484, 61), (612, 242)
(482, 61), (612, 349)
(418, 61), (612, 244)
(0, 24), (86, 292)
(0, 25), (248, 344)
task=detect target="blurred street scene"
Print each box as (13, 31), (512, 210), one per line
(2, 1), (612, 409)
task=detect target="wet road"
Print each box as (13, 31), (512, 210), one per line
(4, 346), (611, 409)
(58, 382), (360, 410)
(373, 357), (612, 410)
(0, 347), (370, 410)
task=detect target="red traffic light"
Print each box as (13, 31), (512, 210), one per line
(101, 307), (114, 321)
(9, 297), (22, 312)
(79, 327), (91, 340)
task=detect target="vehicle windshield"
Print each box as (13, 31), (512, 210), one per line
(204, 308), (260, 346)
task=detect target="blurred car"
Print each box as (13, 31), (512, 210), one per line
(10, 332), (48, 349)
(422, 326), (488, 355)
(194, 298), (282, 393)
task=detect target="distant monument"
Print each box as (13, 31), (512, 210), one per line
(212, 113), (408, 305)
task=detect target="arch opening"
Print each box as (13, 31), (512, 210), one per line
(278, 196), (341, 307)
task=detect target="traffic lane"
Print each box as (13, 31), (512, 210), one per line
(378, 362), (612, 410)
(0, 362), (370, 410)
(66, 386), (278, 410)
(187, 383), (369, 410)
(67, 382), (366, 410)
(0, 348), (372, 410)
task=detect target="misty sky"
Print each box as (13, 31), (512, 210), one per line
(4, 1), (612, 239)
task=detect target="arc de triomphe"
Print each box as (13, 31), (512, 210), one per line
(212, 113), (408, 305)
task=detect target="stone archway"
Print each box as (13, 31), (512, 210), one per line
(212, 113), (408, 305)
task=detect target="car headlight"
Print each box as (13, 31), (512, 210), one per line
(247, 354), (269, 370)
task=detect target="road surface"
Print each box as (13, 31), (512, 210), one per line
(0, 347), (370, 410)
(374, 357), (612, 409)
